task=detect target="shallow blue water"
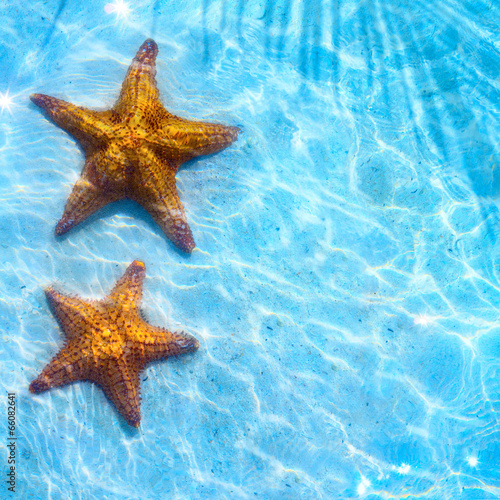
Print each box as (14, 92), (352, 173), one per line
(1, 0), (500, 498)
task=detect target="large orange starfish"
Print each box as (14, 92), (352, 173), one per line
(31, 39), (240, 252)
(29, 260), (199, 427)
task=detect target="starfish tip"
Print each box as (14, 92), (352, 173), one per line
(128, 260), (147, 278)
(30, 93), (45, 107)
(29, 378), (47, 394)
(185, 243), (196, 254)
(227, 125), (242, 144)
(136, 38), (158, 62)
(179, 333), (200, 352)
(142, 38), (157, 49)
(55, 217), (74, 236)
(175, 235), (195, 254)
(126, 411), (141, 427)
(44, 287), (63, 315)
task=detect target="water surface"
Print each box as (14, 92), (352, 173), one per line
(1, 0), (500, 498)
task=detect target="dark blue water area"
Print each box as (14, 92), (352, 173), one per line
(1, 0), (500, 498)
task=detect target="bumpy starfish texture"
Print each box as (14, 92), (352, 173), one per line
(30, 39), (240, 252)
(29, 260), (199, 427)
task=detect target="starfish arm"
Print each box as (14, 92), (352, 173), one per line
(155, 120), (240, 163)
(55, 150), (126, 235)
(140, 325), (200, 363)
(114, 39), (159, 120)
(30, 94), (113, 150)
(55, 177), (119, 235)
(131, 158), (196, 252)
(97, 359), (142, 427)
(108, 260), (146, 305)
(29, 343), (92, 393)
(45, 287), (105, 341)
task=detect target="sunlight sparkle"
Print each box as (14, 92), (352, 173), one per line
(104, 1), (131, 17)
(357, 476), (371, 495)
(414, 314), (434, 326)
(396, 463), (410, 474)
(0, 91), (14, 113)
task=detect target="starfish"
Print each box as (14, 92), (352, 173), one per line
(29, 260), (199, 427)
(30, 39), (240, 252)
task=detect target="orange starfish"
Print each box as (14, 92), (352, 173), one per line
(31, 39), (240, 252)
(29, 260), (199, 427)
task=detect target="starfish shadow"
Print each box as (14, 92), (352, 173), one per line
(112, 347), (199, 432)
(54, 199), (194, 258)
(52, 144), (243, 255)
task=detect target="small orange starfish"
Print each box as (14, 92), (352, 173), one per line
(31, 39), (240, 252)
(29, 260), (199, 427)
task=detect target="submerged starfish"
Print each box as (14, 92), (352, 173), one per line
(29, 260), (199, 427)
(31, 39), (240, 252)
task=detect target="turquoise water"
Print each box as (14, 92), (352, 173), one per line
(1, 0), (500, 498)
